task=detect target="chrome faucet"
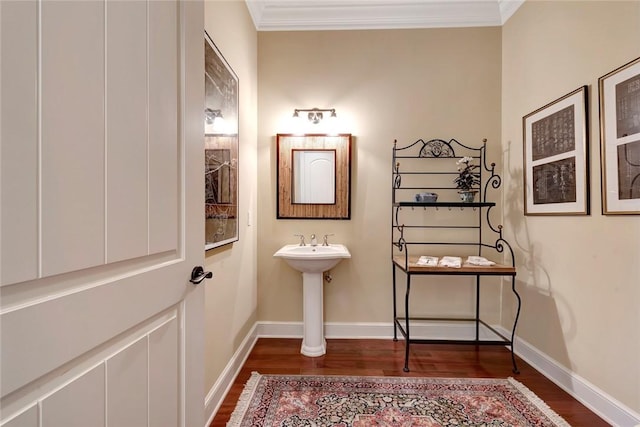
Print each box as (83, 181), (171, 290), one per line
(294, 234), (306, 246)
(310, 234), (318, 246)
(322, 234), (334, 246)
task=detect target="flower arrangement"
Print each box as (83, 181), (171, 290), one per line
(454, 156), (480, 191)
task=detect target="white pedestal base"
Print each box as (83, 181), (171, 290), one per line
(300, 272), (326, 357)
(301, 339), (326, 357)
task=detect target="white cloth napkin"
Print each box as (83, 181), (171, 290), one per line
(438, 256), (462, 268)
(466, 256), (496, 266)
(416, 256), (438, 266)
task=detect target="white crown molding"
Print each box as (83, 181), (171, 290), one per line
(245, 0), (524, 31)
(245, 1), (267, 29)
(498, 0), (525, 24)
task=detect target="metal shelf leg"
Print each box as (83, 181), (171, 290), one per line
(392, 264), (398, 341)
(403, 275), (411, 372)
(510, 277), (522, 374)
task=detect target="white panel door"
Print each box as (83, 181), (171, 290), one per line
(0, 1), (205, 426)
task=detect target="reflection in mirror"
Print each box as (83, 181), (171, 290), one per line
(206, 149), (231, 204)
(292, 149), (336, 204)
(205, 31), (238, 250)
(205, 138), (237, 248)
(277, 134), (351, 219)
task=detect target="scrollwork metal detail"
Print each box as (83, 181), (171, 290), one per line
(419, 139), (455, 158)
(393, 173), (402, 189)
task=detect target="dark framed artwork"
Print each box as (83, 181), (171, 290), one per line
(599, 56), (640, 215)
(205, 31), (239, 249)
(523, 86), (589, 215)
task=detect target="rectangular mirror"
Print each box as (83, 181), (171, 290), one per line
(292, 149), (336, 204)
(205, 31), (239, 250)
(277, 134), (351, 219)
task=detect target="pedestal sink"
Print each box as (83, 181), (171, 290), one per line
(274, 244), (351, 357)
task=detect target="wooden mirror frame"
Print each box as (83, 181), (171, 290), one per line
(276, 134), (352, 219)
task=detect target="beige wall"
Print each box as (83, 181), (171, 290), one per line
(257, 29), (503, 324)
(203, 0), (639, 418)
(203, 0), (258, 392)
(502, 0), (640, 413)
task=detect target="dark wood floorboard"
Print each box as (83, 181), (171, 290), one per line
(209, 338), (610, 426)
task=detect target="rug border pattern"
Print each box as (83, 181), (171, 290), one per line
(227, 372), (572, 427)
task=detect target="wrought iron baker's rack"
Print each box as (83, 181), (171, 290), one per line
(391, 137), (520, 373)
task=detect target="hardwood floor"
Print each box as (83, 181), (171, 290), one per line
(209, 338), (610, 426)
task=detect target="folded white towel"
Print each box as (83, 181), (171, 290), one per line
(466, 256), (496, 266)
(416, 256), (438, 266)
(438, 256), (462, 268)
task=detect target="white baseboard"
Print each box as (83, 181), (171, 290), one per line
(204, 324), (258, 427)
(204, 321), (640, 427)
(261, 320), (504, 340)
(495, 326), (640, 427)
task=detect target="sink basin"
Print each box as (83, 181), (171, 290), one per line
(273, 244), (351, 273)
(274, 243), (351, 357)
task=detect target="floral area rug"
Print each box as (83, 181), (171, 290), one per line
(227, 373), (571, 426)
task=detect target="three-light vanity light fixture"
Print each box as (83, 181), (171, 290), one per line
(204, 108), (223, 125)
(292, 108), (337, 124)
